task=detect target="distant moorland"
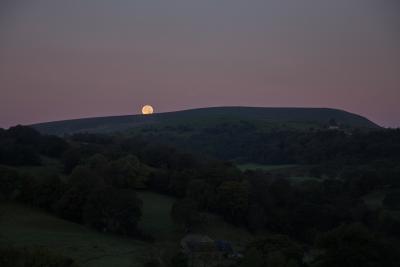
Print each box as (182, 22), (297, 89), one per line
(32, 107), (379, 136)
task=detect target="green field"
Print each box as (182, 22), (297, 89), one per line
(238, 164), (321, 184)
(0, 191), (254, 266)
(137, 191), (177, 241)
(0, 192), (177, 267)
(137, 191), (254, 244)
(193, 213), (255, 247)
(238, 163), (299, 172)
(0, 202), (152, 267)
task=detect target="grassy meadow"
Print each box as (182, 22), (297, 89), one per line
(0, 191), (180, 266)
(238, 163), (299, 172)
(0, 202), (152, 267)
(137, 191), (177, 241)
(0, 191), (254, 267)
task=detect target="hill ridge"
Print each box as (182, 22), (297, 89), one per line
(31, 106), (380, 135)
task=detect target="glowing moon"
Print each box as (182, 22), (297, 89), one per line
(142, 105), (154, 115)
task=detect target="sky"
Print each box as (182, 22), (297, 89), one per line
(0, 0), (399, 128)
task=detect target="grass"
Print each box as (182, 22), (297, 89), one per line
(238, 163), (299, 171)
(0, 191), (255, 266)
(0, 202), (152, 267)
(194, 213), (255, 248)
(238, 164), (321, 184)
(0, 192), (177, 267)
(287, 176), (321, 184)
(136, 191), (254, 244)
(137, 191), (177, 241)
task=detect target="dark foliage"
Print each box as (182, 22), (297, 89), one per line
(0, 126), (68, 165)
(0, 247), (79, 267)
(1, 125), (400, 266)
(312, 223), (400, 267)
(83, 186), (142, 235)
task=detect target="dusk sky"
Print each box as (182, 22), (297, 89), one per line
(1, 0), (399, 128)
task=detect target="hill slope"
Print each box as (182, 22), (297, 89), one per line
(0, 202), (150, 267)
(32, 107), (379, 135)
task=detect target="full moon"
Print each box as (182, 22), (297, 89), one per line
(142, 105), (154, 115)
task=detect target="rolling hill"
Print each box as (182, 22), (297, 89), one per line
(31, 107), (379, 135)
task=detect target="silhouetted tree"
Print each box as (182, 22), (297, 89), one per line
(83, 187), (142, 235)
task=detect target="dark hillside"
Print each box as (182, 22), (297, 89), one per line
(32, 107), (379, 135)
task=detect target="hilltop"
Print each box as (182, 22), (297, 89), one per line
(31, 107), (379, 135)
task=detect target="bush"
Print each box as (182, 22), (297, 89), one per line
(0, 247), (79, 267)
(243, 234), (303, 267)
(83, 186), (142, 235)
(0, 166), (23, 200)
(313, 223), (400, 267)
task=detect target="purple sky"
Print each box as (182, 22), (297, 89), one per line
(1, 0), (399, 128)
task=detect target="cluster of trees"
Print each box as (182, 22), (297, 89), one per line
(0, 127), (147, 236)
(0, 163), (143, 236)
(134, 122), (400, 165)
(0, 125), (68, 165)
(312, 223), (399, 267)
(239, 234), (303, 267)
(238, 223), (399, 267)
(1, 125), (400, 266)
